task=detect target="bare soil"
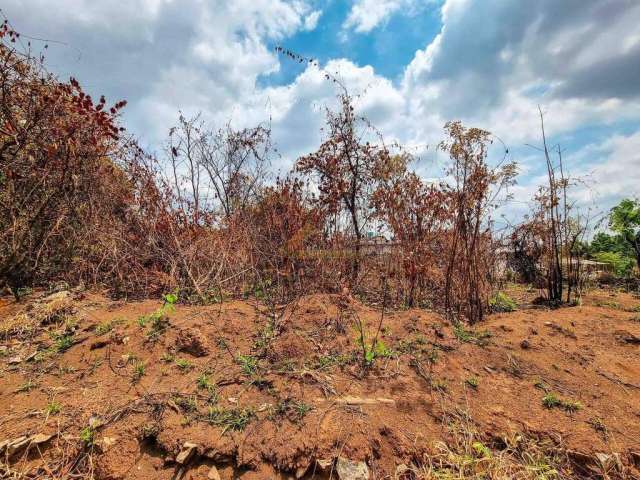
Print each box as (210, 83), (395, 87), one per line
(1, 286), (639, 479)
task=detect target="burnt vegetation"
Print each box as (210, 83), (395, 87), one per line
(0, 27), (636, 320)
(2, 23), (640, 480)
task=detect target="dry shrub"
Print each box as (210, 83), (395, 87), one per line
(0, 23), (140, 296)
(438, 122), (517, 323)
(1, 25), (520, 325)
(372, 165), (449, 308)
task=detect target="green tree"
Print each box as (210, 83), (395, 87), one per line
(589, 232), (633, 256)
(609, 199), (640, 270)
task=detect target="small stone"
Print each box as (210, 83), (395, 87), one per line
(6, 436), (30, 454)
(7, 355), (22, 364)
(30, 433), (54, 445)
(176, 442), (197, 464)
(90, 340), (110, 350)
(102, 436), (117, 449)
(256, 403), (271, 412)
(520, 339), (530, 349)
(316, 458), (333, 471)
(336, 457), (369, 480)
(395, 464), (409, 476)
(227, 397), (238, 404)
(207, 465), (221, 480)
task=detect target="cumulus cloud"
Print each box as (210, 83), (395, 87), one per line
(303, 10), (322, 31)
(402, 0), (640, 142)
(342, 0), (435, 33)
(3, 0), (639, 214)
(1, 0), (320, 147)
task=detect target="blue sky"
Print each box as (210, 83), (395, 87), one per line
(260, 1), (443, 85)
(3, 0), (640, 225)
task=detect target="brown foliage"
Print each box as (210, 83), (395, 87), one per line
(0, 23), (135, 295)
(1, 24), (521, 324)
(439, 121), (516, 323)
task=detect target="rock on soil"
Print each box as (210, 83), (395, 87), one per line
(336, 457), (369, 480)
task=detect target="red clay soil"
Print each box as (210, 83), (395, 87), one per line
(1, 287), (639, 479)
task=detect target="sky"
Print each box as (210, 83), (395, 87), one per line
(3, 0), (640, 226)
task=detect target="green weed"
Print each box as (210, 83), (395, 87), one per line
(465, 377), (479, 389)
(236, 354), (259, 376)
(489, 292), (518, 312)
(206, 406), (254, 432)
(132, 361), (146, 382)
(16, 379), (37, 393)
(175, 358), (193, 371)
(44, 400), (62, 416)
(80, 426), (96, 446)
(96, 321), (115, 335)
(543, 393), (582, 412)
(453, 323), (492, 346)
(52, 332), (74, 353)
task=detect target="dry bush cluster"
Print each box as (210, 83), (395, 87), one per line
(507, 109), (592, 305)
(3, 24), (580, 324)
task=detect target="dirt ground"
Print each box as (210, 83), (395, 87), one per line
(1, 285), (639, 479)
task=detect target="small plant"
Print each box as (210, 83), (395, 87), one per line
(44, 400), (62, 416)
(80, 426), (96, 446)
(236, 354), (259, 377)
(140, 292), (178, 339)
(453, 323), (492, 346)
(308, 352), (353, 370)
(161, 352), (175, 363)
(465, 377), (479, 389)
(471, 441), (491, 458)
(206, 406), (255, 432)
(543, 393), (582, 412)
(253, 319), (276, 353)
(175, 395), (198, 413)
(175, 358), (193, 371)
(489, 292), (518, 312)
(16, 379), (37, 393)
(95, 320), (115, 336)
(52, 332), (74, 353)
(196, 372), (216, 393)
(140, 422), (161, 441)
(431, 379), (448, 392)
(542, 393), (561, 409)
(58, 364), (76, 375)
(587, 416), (608, 437)
(14, 286), (33, 301)
(132, 361), (146, 382)
(293, 401), (312, 420)
(562, 399), (582, 413)
(534, 379), (550, 392)
(359, 337), (394, 366)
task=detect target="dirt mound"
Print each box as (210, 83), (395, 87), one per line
(1, 288), (639, 479)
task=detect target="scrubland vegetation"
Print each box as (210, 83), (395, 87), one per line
(1, 20), (640, 480)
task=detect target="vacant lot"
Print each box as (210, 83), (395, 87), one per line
(1, 287), (639, 479)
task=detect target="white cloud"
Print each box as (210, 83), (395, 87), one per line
(342, 0), (433, 33)
(303, 10), (322, 31)
(3, 0), (640, 217)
